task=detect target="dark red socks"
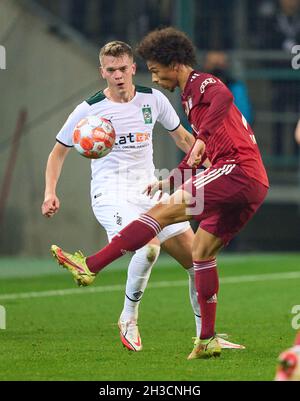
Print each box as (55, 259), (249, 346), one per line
(194, 258), (219, 340)
(86, 214), (161, 273)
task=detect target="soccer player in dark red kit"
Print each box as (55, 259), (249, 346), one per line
(51, 27), (269, 359)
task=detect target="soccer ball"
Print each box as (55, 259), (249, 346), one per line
(73, 115), (116, 159)
(274, 332), (300, 381)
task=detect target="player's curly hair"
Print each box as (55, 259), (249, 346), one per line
(99, 41), (133, 63)
(136, 27), (197, 67)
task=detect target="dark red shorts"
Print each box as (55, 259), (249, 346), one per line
(181, 163), (268, 246)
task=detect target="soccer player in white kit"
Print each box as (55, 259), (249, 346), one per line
(42, 41), (241, 352)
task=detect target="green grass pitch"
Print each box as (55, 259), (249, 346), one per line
(0, 253), (299, 381)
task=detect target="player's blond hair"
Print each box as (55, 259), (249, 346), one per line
(99, 41), (134, 64)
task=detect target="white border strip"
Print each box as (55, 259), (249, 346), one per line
(0, 271), (300, 301)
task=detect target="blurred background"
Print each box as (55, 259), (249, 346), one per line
(0, 0), (299, 256)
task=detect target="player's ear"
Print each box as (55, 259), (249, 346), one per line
(173, 63), (180, 72)
(132, 62), (137, 75)
(99, 66), (105, 79)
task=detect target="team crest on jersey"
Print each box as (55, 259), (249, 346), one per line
(114, 212), (122, 226)
(142, 106), (152, 124)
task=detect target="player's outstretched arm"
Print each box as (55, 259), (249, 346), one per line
(170, 125), (211, 168)
(144, 125), (195, 198)
(169, 124), (195, 154)
(42, 142), (70, 218)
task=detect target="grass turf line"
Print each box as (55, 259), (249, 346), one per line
(0, 253), (299, 381)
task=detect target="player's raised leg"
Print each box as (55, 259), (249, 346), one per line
(51, 191), (190, 284)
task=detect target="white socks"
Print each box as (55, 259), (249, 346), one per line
(120, 244), (160, 322)
(187, 267), (202, 337)
(120, 249), (202, 338)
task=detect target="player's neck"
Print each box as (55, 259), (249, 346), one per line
(177, 66), (194, 91)
(104, 85), (136, 103)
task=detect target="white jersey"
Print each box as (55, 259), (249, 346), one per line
(56, 85), (180, 202)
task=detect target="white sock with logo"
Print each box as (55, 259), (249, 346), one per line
(120, 244), (160, 322)
(187, 267), (202, 337)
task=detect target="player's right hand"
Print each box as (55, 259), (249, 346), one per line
(187, 139), (206, 167)
(143, 179), (171, 200)
(41, 195), (60, 218)
(143, 181), (161, 199)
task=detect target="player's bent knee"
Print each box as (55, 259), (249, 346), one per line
(192, 249), (215, 261)
(147, 202), (188, 227)
(192, 228), (224, 261)
(192, 243), (217, 260)
(147, 202), (168, 218)
(146, 244), (160, 263)
(136, 244), (160, 264)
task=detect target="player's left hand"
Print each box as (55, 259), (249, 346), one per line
(187, 139), (206, 167)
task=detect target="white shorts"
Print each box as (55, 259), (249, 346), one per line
(91, 193), (191, 243)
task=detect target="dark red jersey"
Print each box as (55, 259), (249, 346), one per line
(181, 71), (269, 188)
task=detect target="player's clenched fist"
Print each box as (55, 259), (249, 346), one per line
(42, 195), (60, 218)
(187, 139), (206, 167)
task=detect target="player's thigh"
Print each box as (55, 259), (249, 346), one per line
(199, 185), (267, 248)
(181, 164), (248, 223)
(161, 227), (194, 269)
(92, 202), (134, 241)
(136, 192), (192, 247)
(146, 190), (192, 226)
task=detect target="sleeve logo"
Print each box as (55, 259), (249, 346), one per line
(183, 97), (193, 115)
(200, 78), (216, 94)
